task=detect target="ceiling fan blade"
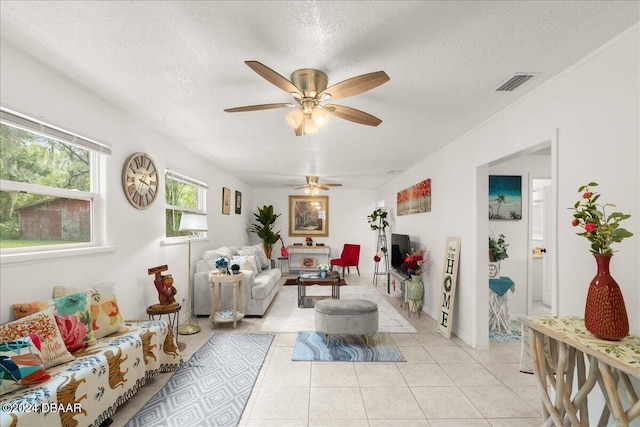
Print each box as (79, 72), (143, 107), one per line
(326, 104), (383, 126)
(323, 183), (343, 187)
(245, 61), (302, 96)
(224, 103), (294, 113)
(319, 71), (389, 101)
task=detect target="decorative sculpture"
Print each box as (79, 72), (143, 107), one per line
(148, 265), (178, 309)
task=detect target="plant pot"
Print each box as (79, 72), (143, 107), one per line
(319, 271), (327, 278)
(407, 274), (423, 301)
(584, 254), (629, 341)
(488, 262), (500, 279)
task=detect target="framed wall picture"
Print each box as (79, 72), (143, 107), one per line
(289, 195), (329, 237)
(489, 175), (522, 220)
(235, 191), (242, 214)
(222, 187), (231, 215)
(397, 178), (431, 215)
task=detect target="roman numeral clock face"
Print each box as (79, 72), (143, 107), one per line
(122, 152), (159, 209)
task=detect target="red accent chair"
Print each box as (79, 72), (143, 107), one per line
(330, 244), (361, 278)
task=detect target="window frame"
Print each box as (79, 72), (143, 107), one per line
(0, 107), (109, 257)
(164, 169), (208, 240)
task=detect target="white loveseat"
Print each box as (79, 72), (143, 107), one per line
(193, 245), (282, 317)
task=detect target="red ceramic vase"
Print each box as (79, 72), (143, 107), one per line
(584, 254), (629, 341)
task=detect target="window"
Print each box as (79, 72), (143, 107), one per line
(0, 108), (110, 253)
(165, 170), (207, 238)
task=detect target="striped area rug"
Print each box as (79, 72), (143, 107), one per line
(292, 331), (405, 362)
(125, 333), (273, 427)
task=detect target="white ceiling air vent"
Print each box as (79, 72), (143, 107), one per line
(496, 74), (534, 92)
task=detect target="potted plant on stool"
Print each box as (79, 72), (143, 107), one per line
(489, 234), (509, 278)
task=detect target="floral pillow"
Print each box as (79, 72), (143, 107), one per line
(238, 244), (270, 269)
(231, 255), (261, 273)
(0, 306), (74, 369)
(0, 333), (51, 396)
(52, 283), (124, 339)
(12, 291), (96, 352)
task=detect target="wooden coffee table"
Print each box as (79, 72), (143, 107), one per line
(297, 271), (343, 308)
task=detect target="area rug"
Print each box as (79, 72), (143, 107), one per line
(125, 333), (273, 427)
(259, 285), (417, 333)
(293, 331), (405, 362)
(490, 319), (522, 342)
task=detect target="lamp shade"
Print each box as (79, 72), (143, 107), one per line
(179, 212), (208, 232)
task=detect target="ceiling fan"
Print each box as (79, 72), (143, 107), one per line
(283, 176), (342, 194)
(224, 61), (390, 136)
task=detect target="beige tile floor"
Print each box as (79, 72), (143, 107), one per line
(110, 274), (543, 427)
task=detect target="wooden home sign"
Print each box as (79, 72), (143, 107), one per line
(437, 237), (461, 339)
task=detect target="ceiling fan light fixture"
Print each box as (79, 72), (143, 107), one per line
(285, 109), (304, 129)
(312, 107), (330, 127)
(302, 116), (319, 134)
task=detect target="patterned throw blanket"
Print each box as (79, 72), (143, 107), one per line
(0, 320), (183, 427)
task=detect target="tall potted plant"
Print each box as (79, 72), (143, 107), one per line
(250, 205), (281, 259)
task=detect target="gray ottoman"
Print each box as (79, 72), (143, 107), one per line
(314, 299), (379, 347)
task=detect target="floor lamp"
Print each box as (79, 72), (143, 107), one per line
(178, 212), (207, 335)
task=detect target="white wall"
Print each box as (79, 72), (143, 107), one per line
(252, 188), (379, 273)
(0, 42), (253, 324)
(378, 25), (639, 348)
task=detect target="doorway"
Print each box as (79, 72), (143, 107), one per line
(530, 178), (552, 315)
(477, 135), (557, 348)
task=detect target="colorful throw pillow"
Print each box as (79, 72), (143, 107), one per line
(0, 306), (74, 369)
(238, 244), (270, 269)
(13, 291), (96, 351)
(0, 333), (51, 396)
(52, 283), (124, 340)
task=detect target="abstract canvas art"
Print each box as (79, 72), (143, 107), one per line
(397, 178), (431, 216)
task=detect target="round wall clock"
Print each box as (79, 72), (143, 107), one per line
(122, 152), (159, 209)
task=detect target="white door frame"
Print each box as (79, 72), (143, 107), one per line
(475, 129), (559, 347)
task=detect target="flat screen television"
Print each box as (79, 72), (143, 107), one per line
(390, 233), (411, 274)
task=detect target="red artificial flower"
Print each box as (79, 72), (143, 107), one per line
(572, 218), (579, 227)
(585, 223), (597, 232)
(583, 192), (592, 198)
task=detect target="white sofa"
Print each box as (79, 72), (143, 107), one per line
(193, 245), (282, 317)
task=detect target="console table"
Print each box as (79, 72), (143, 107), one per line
(523, 316), (640, 426)
(287, 245), (331, 273)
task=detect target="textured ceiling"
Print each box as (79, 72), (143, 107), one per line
(1, 1), (638, 189)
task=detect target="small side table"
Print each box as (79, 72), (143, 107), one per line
(278, 256), (289, 274)
(210, 272), (245, 328)
(147, 303), (186, 351)
(489, 277), (515, 333)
